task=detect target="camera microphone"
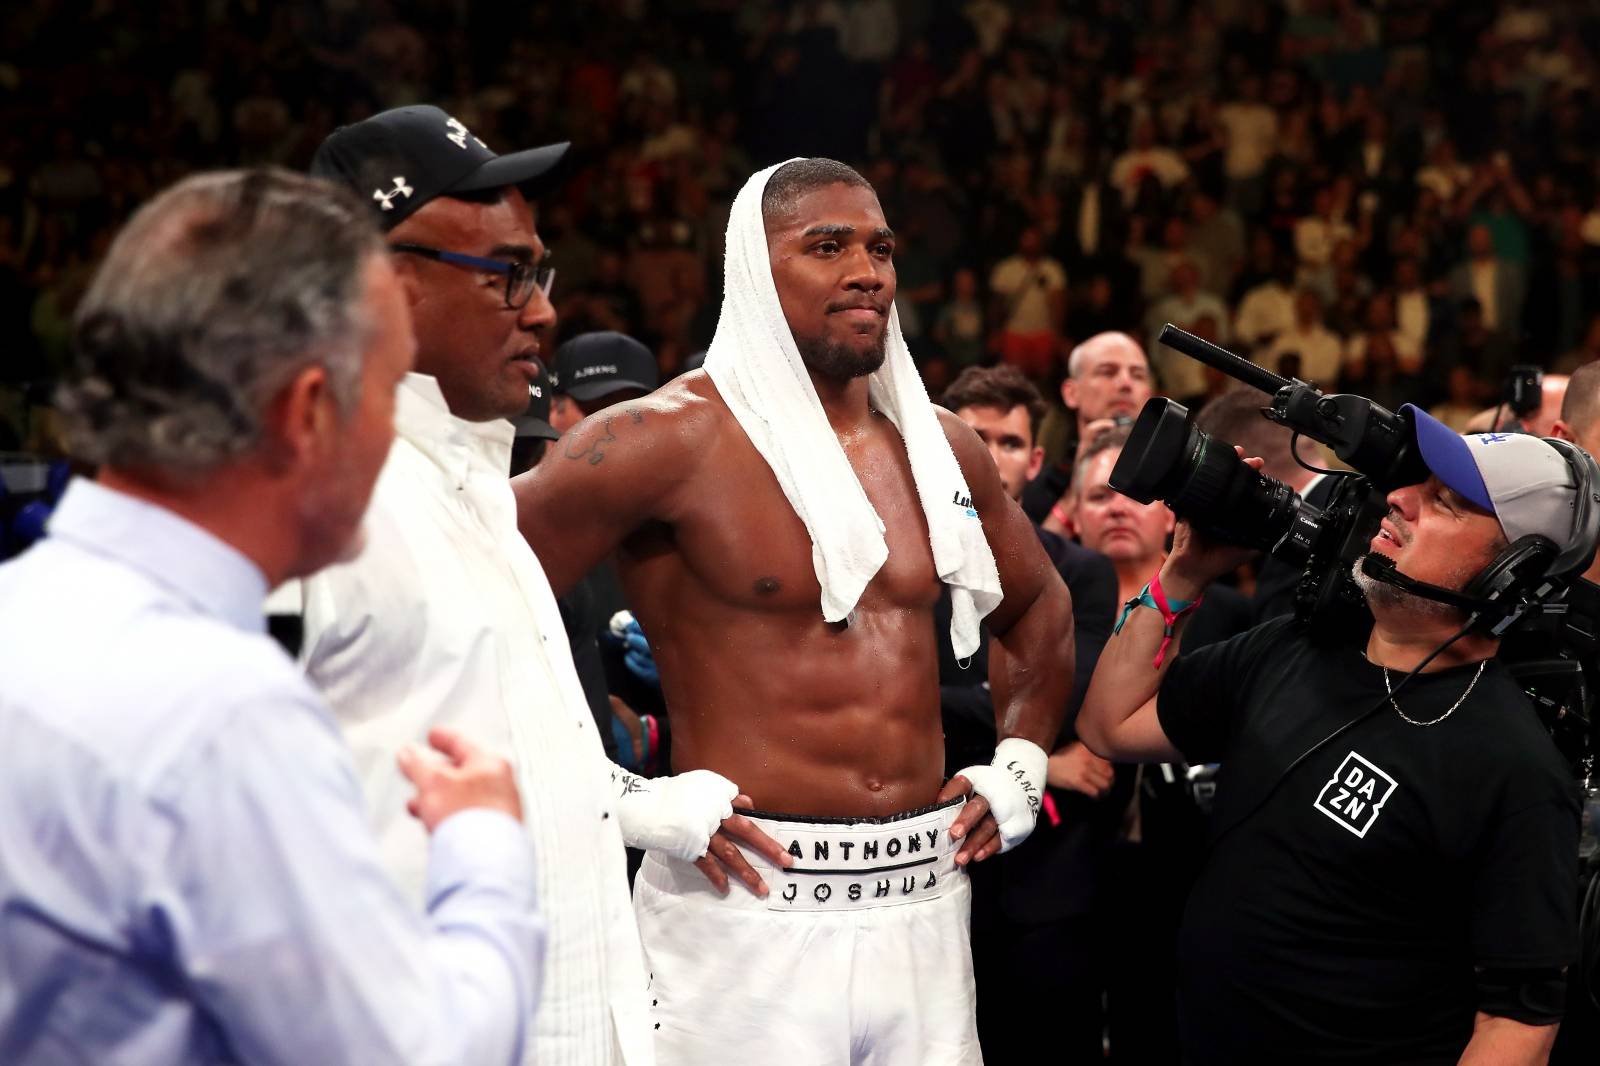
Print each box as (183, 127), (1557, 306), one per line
(1358, 554), (1490, 616)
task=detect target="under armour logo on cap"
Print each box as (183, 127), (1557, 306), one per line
(311, 104), (568, 231)
(445, 116), (487, 151)
(373, 177), (414, 210)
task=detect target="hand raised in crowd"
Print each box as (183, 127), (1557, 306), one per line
(397, 727), (523, 831)
(1075, 417), (1125, 464)
(1047, 741), (1115, 799)
(1040, 416), (1132, 538)
(1161, 447), (1266, 600)
(694, 794), (796, 896)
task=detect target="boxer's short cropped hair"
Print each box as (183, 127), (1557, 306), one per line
(761, 158), (873, 226)
(60, 167), (383, 475)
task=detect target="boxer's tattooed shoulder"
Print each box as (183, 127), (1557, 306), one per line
(563, 409), (642, 466)
(564, 419), (615, 465)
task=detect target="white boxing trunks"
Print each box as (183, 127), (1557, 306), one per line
(633, 797), (982, 1066)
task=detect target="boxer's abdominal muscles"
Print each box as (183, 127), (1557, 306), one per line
(618, 405), (947, 818)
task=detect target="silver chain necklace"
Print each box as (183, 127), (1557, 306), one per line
(1381, 660), (1486, 727)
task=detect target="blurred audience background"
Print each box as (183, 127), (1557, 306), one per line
(3, 0), (1599, 513)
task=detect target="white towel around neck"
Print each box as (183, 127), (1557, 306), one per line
(703, 160), (1002, 659)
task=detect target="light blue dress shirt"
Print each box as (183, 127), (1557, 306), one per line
(0, 479), (544, 1065)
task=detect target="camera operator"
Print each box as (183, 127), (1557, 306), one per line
(1078, 410), (1583, 1064)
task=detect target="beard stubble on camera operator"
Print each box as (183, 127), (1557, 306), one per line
(1353, 476), (1506, 620)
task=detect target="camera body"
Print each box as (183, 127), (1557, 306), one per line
(1505, 364), (1544, 420)
(1112, 394), (1389, 630)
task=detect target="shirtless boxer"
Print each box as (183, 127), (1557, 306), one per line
(514, 159), (1073, 1064)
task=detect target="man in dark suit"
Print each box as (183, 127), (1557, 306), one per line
(936, 365), (1121, 1064)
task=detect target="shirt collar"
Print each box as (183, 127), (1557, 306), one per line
(47, 479), (269, 633)
(394, 373), (515, 490)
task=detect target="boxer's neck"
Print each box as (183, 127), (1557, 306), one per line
(809, 370), (875, 436)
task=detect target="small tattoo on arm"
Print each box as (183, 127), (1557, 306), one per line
(563, 410), (644, 465)
(565, 417), (617, 465)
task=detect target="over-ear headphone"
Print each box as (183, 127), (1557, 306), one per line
(1461, 437), (1600, 627)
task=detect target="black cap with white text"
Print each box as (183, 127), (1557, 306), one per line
(551, 332), (660, 402)
(310, 105), (568, 230)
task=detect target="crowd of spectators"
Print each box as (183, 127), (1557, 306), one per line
(6, 4), (1600, 1057)
(5, 0), (1600, 458)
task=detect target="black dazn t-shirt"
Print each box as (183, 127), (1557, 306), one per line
(1157, 617), (1580, 1065)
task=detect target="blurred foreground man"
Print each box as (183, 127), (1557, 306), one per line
(0, 169), (542, 1064)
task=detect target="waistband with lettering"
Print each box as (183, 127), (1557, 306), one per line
(741, 797), (964, 913)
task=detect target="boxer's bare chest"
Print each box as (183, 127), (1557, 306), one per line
(625, 407), (944, 618)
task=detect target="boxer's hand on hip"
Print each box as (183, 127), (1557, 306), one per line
(614, 767), (738, 861)
(938, 776), (999, 865)
(693, 796), (794, 898)
(949, 737), (1048, 861)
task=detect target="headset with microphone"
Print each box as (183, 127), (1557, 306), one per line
(1359, 435), (1600, 636)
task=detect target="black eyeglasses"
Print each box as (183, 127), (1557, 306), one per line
(389, 243), (555, 309)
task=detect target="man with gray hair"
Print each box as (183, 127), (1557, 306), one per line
(1026, 330), (1152, 529)
(0, 168), (542, 1064)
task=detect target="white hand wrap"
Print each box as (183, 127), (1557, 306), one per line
(956, 737), (1048, 853)
(612, 767), (738, 862)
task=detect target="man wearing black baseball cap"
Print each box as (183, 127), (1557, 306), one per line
(310, 104), (565, 422)
(511, 363), (561, 475)
(549, 331), (661, 434)
(274, 106), (684, 1066)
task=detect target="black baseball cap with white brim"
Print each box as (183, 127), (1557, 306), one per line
(310, 105), (569, 230)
